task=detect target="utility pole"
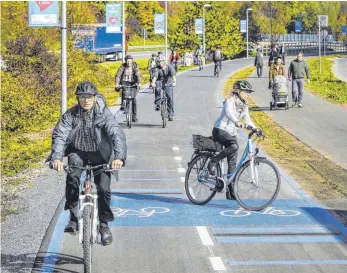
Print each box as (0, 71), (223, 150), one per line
(165, 1), (168, 60)
(122, 0), (125, 63)
(61, 0), (67, 115)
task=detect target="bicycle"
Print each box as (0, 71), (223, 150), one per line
(117, 84), (137, 128)
(214, 61), (221, 77)
(185, 126), (281, 211)
(159, 86), (169, 128)
(198, 57), (204, 71)
(50, 162), (114, 273)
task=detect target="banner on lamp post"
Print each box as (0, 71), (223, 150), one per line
(240, 20), (247, 33)
(342, 26), (347, 35)
(106, 3), (122, 33)
(195, 18), (203, 35)
(154, 14), (165, 34)
(295, 20), (303, 33)
(29, 1), (59, 27)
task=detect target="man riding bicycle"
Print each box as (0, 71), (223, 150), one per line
(147, 53), (158, 88)
(213, 45), (223, 75)
(48, 81), (127, 245)
(208, 80), (260, 199)
(115, 55), (141, 122)
(196, 45), (204, 69)
(151, 56), (177, 121)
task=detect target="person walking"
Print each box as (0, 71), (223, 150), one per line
(288, 52), (310, 108)
(254, 48), (264, 77)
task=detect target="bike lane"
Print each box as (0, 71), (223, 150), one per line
(36, 59), (347, 273)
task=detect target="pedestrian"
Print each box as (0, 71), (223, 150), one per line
(268, 45), (279, 67)
(288, 52), (310, 108)
(254, 48), (264, 77)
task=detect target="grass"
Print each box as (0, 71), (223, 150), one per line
(223, 66), (347, 200)
(306, 56), (347, 105)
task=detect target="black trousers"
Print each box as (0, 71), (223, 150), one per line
(212, 128), (239, 174)
(65, 148), (114, 223)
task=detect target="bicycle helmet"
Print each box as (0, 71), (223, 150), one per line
(75, 81), (98, 96)
(157, 55), (166, 65)
(233, 80), (254, 93)
(125, 55), (133, 60)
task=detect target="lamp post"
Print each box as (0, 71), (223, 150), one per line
(203, 4), (211, 56)
(246, 8), (253, 58)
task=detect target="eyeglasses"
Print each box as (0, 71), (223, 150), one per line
(78, 95), (94, 100)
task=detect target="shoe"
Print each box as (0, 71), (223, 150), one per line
(132, 116), (138, 122)
(120, 105), (125, 111)
(292, 102), (297, 107)
(64, 220), (78, 233)
(208, 161), (218, 176)
(155, 105), (160, 111)
(100, 223), (113, 245)
(168, 117), (174, 121)
(298, 103), (303, 108)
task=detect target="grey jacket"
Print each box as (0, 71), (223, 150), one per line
(214, 95), (256, 136)
(47, 94), (127, 163)
(288, 59), (310, 80)
(254, 52), (264, 67)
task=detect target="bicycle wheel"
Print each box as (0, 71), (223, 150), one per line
(185, 153), (221, 205)
(127, 100), (132, 128)
(83, 202), (92, 273)
(161, 98), (167, 128)
(233, 157), (281, 211)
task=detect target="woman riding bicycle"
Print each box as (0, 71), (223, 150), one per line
(208, 80), (259, 199)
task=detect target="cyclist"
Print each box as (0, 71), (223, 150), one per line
(115, 55), (141, 122)
(47, 81), (127, 245)
(195, 45), (204, 69)
(208, 80), (259, 199)
(169, 49), (180, 72)
(213, 45), (223, 75)
(151, 56), (177, 121)
(269, 56), (285, 90)
(147, 53), (158, 88)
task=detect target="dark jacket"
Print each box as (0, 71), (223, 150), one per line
(153, 64), (176, 87)
(47, 94), (127, 164)
(268, 49), (279, 67)
(288, 59), (310, 80)
(213, 49), (223, 62)
(254, 52), (264, 67)
(115, 62), (140, 85)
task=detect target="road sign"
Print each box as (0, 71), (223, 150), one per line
(106, 3), (122, 33)
(318, 15), (328, 27)
(154, 14), (165, 34)
(240, 20), (247, 33)
(28, 1), (59, 27)
(294, 20), (302, 33)
(342, 25), (347, 35)
(195, 18), (203, 35)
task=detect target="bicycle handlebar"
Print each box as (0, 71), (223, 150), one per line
(115, 84), (138, 91)
(240, 125), (265, 138)
(49, 162), (116, 172)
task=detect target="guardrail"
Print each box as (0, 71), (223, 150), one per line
(128, 45), (165, 50)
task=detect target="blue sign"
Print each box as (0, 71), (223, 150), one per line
(295, 20), (303, 33)
(29, 1), (59, 27)
(240, 20), (247, 33)
(195, 18), (203, 35)
(154, 14), (165, 34)
(342, 25), (347, 35)
(106, 3), (122, 33)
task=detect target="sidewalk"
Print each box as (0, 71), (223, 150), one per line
(247, 62), (347, 171)
(332, 57), (347, 82)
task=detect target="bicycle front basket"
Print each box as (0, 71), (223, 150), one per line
(122, 86), (137, 98)
(192, 135), (222, 152)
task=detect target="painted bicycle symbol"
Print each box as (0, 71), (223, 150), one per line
(112, 207), (170, 218)
(220, 207), (301, 217)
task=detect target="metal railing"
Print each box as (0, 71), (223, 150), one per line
(128, 45), (165, 50)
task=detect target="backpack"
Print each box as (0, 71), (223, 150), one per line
(214, 49), (222, 61)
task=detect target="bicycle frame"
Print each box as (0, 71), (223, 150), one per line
(78, 167), (98, 244)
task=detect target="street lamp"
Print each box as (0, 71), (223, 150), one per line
(246, 8), (253, 58)
(203, 4), (211, 56)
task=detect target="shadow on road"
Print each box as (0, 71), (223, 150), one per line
(119, 122), (163, 129)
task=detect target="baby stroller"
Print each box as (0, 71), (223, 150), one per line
(270, 75), (289, 110)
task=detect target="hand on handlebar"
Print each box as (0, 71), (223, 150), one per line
(236, 122), (243, 128)
(112, 159), (123, 169)
(51, 160), (64, 172)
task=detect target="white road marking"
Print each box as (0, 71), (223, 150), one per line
(174, 157), (182, 161)
(209, 257), (227, 271)
(196, 226), (214, 246)
(180, 177), (185, 183)
(172, 146), (179, 151)
(178, 168), (186, 173)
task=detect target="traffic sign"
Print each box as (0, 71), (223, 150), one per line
(342, 25), (347, 35)
(240, 20), (247, 33)
(318, 15), (328, 27)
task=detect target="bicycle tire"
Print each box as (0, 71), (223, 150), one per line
(233, 157), (281, 211)
(127, 100), (132, 128)
(185, 152), (221, 205)
(83, 203), (92, 273)
(161, 98), (167, 128)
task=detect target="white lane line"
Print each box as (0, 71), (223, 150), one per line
(180, 177), (185, 183)
(174, 157), (182, 161)
(209, 257), (227, 271)
(178, 167), (186, 173)
(196, 226), (214, 246)
(172, 146), (179, 151)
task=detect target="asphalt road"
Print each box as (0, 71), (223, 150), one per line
(33, 59), (347, 273)
(247, 58), (347, 171)
(332, 57), (347, 82)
